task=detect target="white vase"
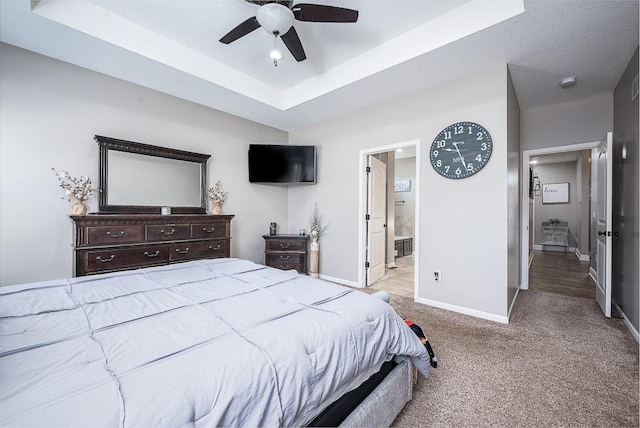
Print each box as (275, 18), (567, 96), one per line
(310, 233), (319, 277)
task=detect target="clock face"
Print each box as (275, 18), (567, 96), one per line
(429, 122), (493, 179)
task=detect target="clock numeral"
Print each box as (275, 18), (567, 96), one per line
(468, 126), (473, 134)
(443, 131), (452, 140)
(475, 154), (482, 162)
(481, 142), (488, 151)
(436, 160), (442, 167)
(454, 126), (464, 135)
(467, 163), (474, 171)
(455, 167), (462, 175)
(432, 150), (439, 157)
(437, 140), (446, 148)
(444, 165), (450, 173)
(477, 132), (484, 140)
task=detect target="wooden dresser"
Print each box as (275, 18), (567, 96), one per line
(263, 234), (308, 274)
(71, 214), (233, 277)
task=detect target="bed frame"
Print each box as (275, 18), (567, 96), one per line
(338, 359), (413, 427)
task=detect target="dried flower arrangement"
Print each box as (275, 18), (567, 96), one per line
(51, 167), (100, 202)
(309, 202), (329, 241)
(207, 181), (228, 203)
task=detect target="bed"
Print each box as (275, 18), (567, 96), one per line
(0, 258), (431, 427)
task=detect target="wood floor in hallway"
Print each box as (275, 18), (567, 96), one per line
(529, 249), (595, 299)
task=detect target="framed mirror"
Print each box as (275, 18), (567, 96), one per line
(96, 135), (210, 214)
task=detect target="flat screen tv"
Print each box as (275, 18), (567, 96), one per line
(248, 144), (316, 184)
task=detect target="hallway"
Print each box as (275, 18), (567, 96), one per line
(529, 249), (595, 299)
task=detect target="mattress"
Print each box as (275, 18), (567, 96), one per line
(0, 258), (430, 427)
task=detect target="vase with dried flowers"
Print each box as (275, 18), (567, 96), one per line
(207, 181), (228, 215)
(309, 203), (329, 277)
(52, 167), (100, 215)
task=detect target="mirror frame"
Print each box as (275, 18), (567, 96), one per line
(95, 135), (210, 214)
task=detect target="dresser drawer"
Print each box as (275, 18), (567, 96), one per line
(86, 226), (144, 246)
(146, 225), (191, 242)
(191, 223), (226, 239)
(171, 240), (227, 261)
(85, 245), (169, 272)
(265, 239), (306, 252)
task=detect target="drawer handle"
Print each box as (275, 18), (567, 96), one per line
(279, 255), (290, 260)
(106, 231), (126, 238)
(209, 244), (221, 251)
(282, 265), (290, 269)
(280, 243), (290, 248)
(144, 250), (160, 258)
(175, 247), (190, 254)
(96, 255), (115, 263)
(160, 229), (175, 236)
(202, 227), (215, 233)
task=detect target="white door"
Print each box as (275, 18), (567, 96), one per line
(366, 156), (387, 286)
(595, 132), (613, 317)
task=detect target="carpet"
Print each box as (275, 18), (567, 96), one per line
(387, 289), (639, 427)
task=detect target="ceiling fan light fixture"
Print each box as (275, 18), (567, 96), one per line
(270, 49), (282, 61)
(257, 3), (294, 35)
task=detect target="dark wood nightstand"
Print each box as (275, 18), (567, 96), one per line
(263, 234), (308, 274)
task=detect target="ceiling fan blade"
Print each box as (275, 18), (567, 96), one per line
(292, 3), (358, 23)
(219, 17), (261, 44)
(281, 26), (306, 62)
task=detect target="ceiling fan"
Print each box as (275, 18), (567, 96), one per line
(219, 0), (359, 63)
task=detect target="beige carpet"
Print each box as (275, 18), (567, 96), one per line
(387, 289), (639, 427)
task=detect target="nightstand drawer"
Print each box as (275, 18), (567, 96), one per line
(265, 239), (306, 252)
(146, 225), (190, 241)
(84, 245), (169, 272)
(86, 226), (144, 246)
(266, 253), (303, 264)
(170, 240), (227, 261)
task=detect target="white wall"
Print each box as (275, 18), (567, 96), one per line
(521, 93), (613, 151)
(288, 66), (511, 321)
(0, 43), (289, 286)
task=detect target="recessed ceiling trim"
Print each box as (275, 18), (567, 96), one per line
(284, 0), (524, 109)
(31, 0), (285, 108)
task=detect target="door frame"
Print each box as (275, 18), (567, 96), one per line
(358, 139), (421, 296)
(520, 140), (600, 290)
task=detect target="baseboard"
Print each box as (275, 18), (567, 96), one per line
(613, 302), (640, 343)
(386, 262), (397, 269)
(588, 267), (597, 284)
(528, 251), (535, 268)
(532, 244), (543, 250)
(318, 274), (360, 288)
(575, 248), (591, 262)
(415, 297), (509, 324)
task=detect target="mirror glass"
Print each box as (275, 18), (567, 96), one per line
(96, 135), (210, 214)
(108, 151), (201, 206)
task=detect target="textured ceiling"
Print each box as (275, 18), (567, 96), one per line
(1, 0), (638, 131)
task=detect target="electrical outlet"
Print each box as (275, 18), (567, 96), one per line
(434, 271), (442, 281)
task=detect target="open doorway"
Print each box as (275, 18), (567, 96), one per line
(521, 141), (600, 299)
(358, 140), (420, 299)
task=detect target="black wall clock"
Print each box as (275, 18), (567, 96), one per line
(429, 122), (493, 179)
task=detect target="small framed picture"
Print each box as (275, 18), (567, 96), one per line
(395, 180), (411, 192)
(542, 182), (569, 204)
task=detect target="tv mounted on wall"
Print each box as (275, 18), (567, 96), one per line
(248, 144), (316, 184)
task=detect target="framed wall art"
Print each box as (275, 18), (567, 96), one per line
(542, 182), (569, 204)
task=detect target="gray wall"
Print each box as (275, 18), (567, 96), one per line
(612, 47), (639, 333)
(394, 157), (416, 238)
(521, 93), (613, 150)
(532, 162), (578, 248)
(507, 68), (521, 311)
(288, 65), (513, 321)
(0, 43), (289, 286)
